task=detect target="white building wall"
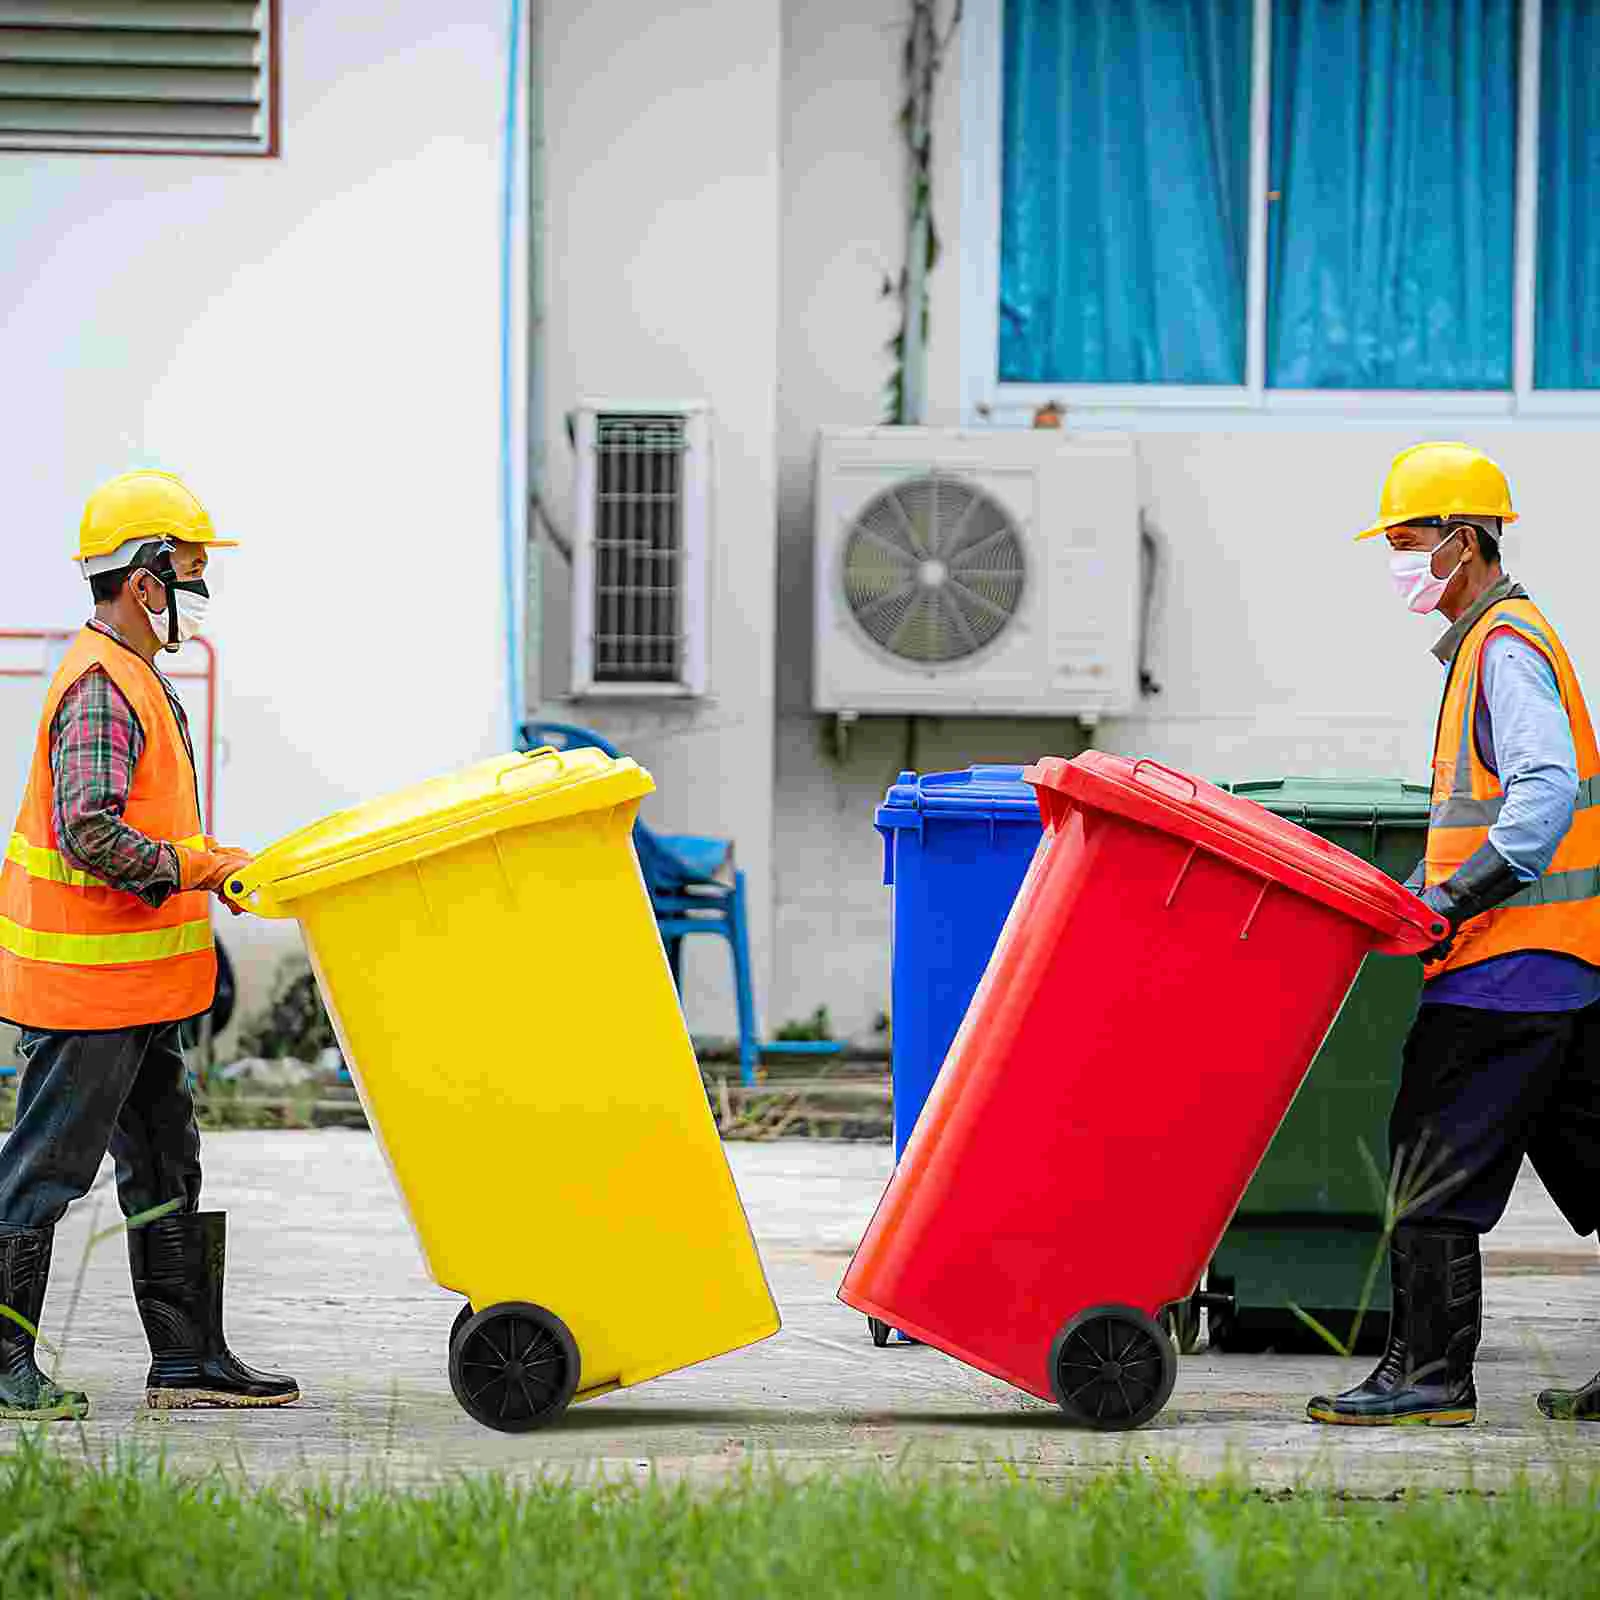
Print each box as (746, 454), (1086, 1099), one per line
(5, 0), (1593, 1061)
(1, 1), (523, 1041)
(535, 0), (783, 1040)
(773, 4), (1600, 1041)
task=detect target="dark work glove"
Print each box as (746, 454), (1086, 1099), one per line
(1417, 842), (1524, 963)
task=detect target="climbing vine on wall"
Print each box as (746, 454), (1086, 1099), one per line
(884, 0), (963, 424)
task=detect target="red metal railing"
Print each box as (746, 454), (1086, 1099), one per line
(0, 628), (219, 834)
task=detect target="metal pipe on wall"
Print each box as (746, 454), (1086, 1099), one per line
(499, 0), (531, 745)
(525, 0), (547, 714)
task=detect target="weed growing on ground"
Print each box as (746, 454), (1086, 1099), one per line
(0, 1443), (1596, 1599)
(194, 1080), (323, 1131)
(775, 1006), (835, 1043)
(1288, 1132), (1466, 1358)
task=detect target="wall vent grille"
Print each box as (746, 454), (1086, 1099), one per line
(0, 1), (274, 153)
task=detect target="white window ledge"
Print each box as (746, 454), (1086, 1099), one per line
(975, 385), (1600, 432)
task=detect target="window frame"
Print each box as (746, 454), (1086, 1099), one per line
(961, 0), (1599, 425)
(0, 0), (280, 159)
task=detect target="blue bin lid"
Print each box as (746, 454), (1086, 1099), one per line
(875, 765), (1042, 831)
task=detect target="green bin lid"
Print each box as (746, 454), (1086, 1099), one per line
(1220, 778), (1432, 824)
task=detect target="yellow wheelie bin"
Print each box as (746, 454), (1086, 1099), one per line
(227, 746), (779, 1431)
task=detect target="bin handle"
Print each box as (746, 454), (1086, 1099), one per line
(1131, 759), (1198, 804)
(496, 745), (566, 791)
(220, 861), (286, 920)
(1373, 892), (1452, 957)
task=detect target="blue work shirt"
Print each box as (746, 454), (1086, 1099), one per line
(1423, 621), (1600, 1012)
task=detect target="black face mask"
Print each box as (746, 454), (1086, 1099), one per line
(134, 552), (210, 653)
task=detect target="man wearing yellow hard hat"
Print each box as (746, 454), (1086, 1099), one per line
(1307, 443), (1599, 1429)
(0, 471), (297, 1420)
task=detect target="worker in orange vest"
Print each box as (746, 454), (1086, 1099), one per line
(0, 471), (297, 1420)
(1308, 444), (1599, 1427)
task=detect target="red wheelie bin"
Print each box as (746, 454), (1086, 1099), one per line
(838, 753), (1446, 1430)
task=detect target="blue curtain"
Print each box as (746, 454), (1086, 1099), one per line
(1537, 0), (1600, 388)
(999, 0), (1252, 385)
(1267, 0), (1517, 389)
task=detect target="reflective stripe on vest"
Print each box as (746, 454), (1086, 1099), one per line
(1431, 773), (1600, 831)
(6, 830), (206, 891)
(1504, 865), (1600, 909)
(1424, 597), (1600, 977)
(0, 912), (213, 967)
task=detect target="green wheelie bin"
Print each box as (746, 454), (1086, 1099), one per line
(1202, 779), (1431, 1355)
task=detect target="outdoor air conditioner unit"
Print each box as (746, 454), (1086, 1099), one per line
(571, 401), (710, 698)
(812, 427), (1141, 718)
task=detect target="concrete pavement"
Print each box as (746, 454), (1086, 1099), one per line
(5, 1132), (1596, 1491)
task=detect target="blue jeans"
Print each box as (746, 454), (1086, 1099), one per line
(0, 1024), (202, 1230)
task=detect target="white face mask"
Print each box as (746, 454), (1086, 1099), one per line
(1387, 532), (1465, 615)
(142, 583), (210, 651)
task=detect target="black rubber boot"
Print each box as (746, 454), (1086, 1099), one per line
(1537, 1371), (1600, 1421)
(1306, 1226), (1480, 1427)
(0, 1225), (89, 1421)
(128, 1211), (299, 1410)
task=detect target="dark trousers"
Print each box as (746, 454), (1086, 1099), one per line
(1390, 1000), (1600, 1236)
(0, 1024), (202, 1231)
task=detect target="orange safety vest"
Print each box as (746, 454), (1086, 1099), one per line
(1425, 595), (1600, 980)
(0, 626), (214, 1031)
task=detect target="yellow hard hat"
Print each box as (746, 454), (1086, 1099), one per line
(74, 470), (239, 568)
(1355, 442), (1518, 541)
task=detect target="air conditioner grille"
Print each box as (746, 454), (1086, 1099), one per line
(591, 412), (687, 684)
(841, 473), (1026, 664)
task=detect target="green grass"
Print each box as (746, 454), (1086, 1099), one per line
(1, 1442), (1597, 1599)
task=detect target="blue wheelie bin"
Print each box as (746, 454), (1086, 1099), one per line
(869, 765), (1044, 1346)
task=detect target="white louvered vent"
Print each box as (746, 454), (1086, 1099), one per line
(0, 1), (274, 154)
(571, 404), (711, 698)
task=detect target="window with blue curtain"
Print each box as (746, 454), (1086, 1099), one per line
(998, 0), (1253, 385)
(1537, 0), (1600, 388)
(1266, 0), (1517, 390)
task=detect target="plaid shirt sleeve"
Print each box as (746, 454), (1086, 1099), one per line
(49, 667), (183, 909)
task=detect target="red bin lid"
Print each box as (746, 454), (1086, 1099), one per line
(1025, 752), (1448, 956)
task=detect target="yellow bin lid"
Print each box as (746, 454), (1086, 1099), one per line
(229, 746), (653, 918)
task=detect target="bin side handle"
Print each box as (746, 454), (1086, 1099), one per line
(1132, 759), (1198, 804)
(221, 862), (288, 920)
(1372, 892), (1451, 957)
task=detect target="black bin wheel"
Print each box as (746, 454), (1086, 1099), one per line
(868, 1316), (892, 1348)
(1050, 1305), (1177, 1431)
(448, 1301), (580, 1432)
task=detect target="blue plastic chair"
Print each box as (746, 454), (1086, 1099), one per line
(516, 721), (760, 1084)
